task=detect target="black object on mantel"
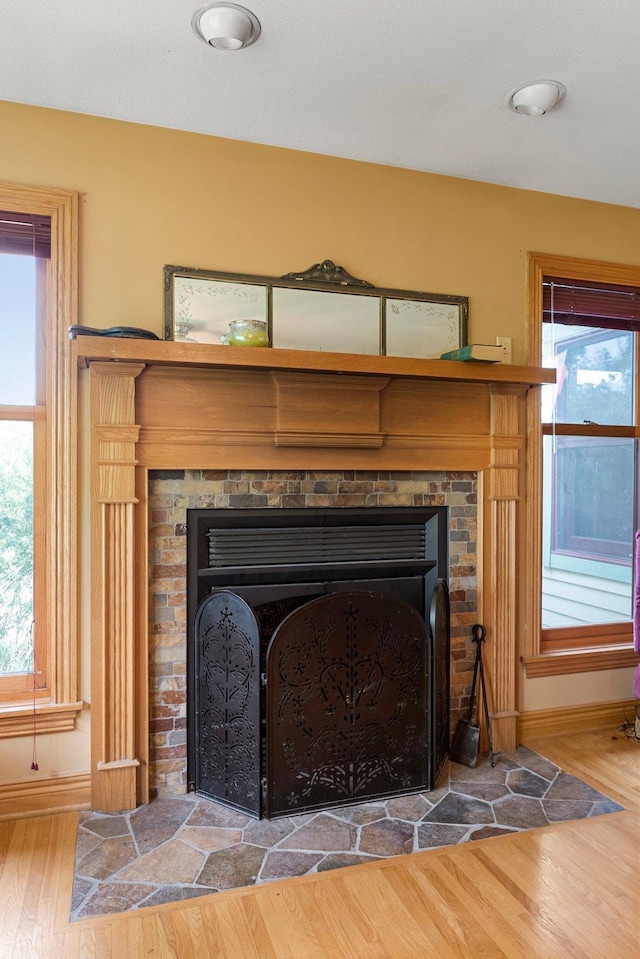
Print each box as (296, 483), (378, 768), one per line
(68, 325), (160, 340)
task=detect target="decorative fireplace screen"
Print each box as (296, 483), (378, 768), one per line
(187, 507), (450, 819)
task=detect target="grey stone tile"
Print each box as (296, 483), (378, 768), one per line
(279, 814), (356, 852)
(186, 801), (251, 830)
(449, 782), (510, 802)
(260, 851), (324, 879)
(76, 836), (138, 881)
(242, 818), (295, 848)
(317, 853), (380, 872)
(422, 793), (494, 825)
(469, 826), (518, 841)
(542, 800), (594, 822)
(420, 783), (450, 806)
(129, 797), (194, 854)
(178, 826), (242, 852)
(543, 773), (612, 804)
(286, 813), (316, 826)
(116, 840), (204, 883)
(385, 794), (431, 822)
(70, 877), (95, 912)
(83, 815), (130, 839)
(448, 759), (514, 784)
(417, 823), (469, 849)
(508, 746), (558, 781)
(493, 796), (549, 829)
(589, 799), (624, 816)
(506, 769), (551, 799)
(138, 886), (215, 908)
(76, 883), (154, 918)
(330, 803), (387, 825)
(75, 827), (102, 859)
(359, 820), (414, 857)
(198, 844), (266, 890)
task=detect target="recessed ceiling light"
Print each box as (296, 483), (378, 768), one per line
(192, 3), (261, 50)
(507, 81), (566, 117)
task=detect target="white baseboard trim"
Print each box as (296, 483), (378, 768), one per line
(517, 699), (637, 741)
(0, 771), (90, 821)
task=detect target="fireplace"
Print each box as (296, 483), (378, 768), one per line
(186, 506), (450, 817)
(148, 470), (477, 802)
(82, 343), (542, 812)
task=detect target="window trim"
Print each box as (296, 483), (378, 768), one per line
(523, 253), (640, 677)
(0, 182), (81, 735)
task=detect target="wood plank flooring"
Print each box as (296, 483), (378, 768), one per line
(0, 728), (638, 959)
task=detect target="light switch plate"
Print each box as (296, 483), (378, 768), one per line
(495, 336), (513, 364)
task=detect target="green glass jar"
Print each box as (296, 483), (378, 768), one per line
(228, 318), (268, 347)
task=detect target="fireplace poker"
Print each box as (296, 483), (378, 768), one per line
(450, 623), (496, 768)
(449, 628), (482, 767)
(474, 624), (497, 767)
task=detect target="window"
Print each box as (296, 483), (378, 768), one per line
(0, 244), (43, 695)
(0, 184), (80, 735)
(524, 255), (640, 675)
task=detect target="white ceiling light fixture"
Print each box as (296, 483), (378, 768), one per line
(192, 2), (261, 50)
(508, 80), (566, 116)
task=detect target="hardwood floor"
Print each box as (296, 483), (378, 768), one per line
(1, 729), (638, 959)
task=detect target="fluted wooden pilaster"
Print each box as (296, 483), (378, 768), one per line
(90, 362), (144, 812)
(482, 385), (526, 753)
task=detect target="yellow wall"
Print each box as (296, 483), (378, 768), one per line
(0, 99), (637, 785)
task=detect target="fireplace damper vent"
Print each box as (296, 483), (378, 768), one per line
(207, 524), (426, 567)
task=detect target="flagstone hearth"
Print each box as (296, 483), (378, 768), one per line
(70, 747), (623, 920)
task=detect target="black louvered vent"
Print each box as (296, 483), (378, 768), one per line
(207, 524), (426, 568)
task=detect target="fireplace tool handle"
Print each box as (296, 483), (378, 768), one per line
(472, 624), (496, 767)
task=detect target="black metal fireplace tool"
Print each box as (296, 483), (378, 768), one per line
(450, 623), (496, 768)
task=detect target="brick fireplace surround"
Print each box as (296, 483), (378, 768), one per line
(78, 337), (553, 813)
(148, 468), (477, 798)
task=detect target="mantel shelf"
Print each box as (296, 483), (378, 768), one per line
(74, 336), (554, 387)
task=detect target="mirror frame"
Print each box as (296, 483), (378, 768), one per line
(164, 260), (468, 358)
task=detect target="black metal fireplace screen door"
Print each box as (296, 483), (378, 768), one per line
(194, 587), (430, 818)
(194, 590), (262, 816)
(266, 590), (429, 818)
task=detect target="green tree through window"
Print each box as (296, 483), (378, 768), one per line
(0, 421), (33, 672)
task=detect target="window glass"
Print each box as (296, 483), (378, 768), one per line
(0, 420), (34, 673)
(0, 250), (36, 676)
(0, 254), (36, 406)
(542, 435), (634, 628)
(541, 323), (635, 426)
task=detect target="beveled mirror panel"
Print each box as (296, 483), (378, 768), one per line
(164, 260), (467, 358)
(272, 287), (381, 354)
(385, 298), (464, 359)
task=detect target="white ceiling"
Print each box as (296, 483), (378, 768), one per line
(2, 0), (639, 208)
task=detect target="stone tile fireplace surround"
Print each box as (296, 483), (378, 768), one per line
(80, 337), (552, 812)
(147, 468), (478, 798)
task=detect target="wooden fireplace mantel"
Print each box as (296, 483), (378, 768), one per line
(76, 335), (554, 386)
(77, 336), (554, 811)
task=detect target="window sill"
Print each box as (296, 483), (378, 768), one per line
(522, 644), (638, 678)
(0, 701), (84, 739)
